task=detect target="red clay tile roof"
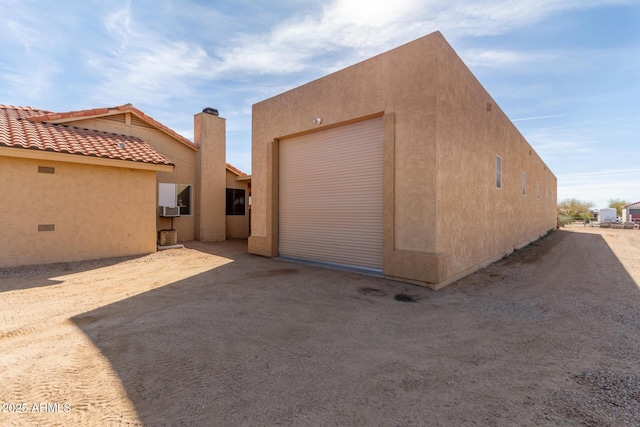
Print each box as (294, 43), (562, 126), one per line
(26, 103), (247, 176)
(0, 105), (174, 166)
(226, 163), (247, 177)
(27, 103), (200, 150)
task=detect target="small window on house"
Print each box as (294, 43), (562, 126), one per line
(522, 172), (526, 196)
(536, 181), (540, 200)
(176, 185), (192, 215)
(158, 183), (193, 215)
(546, 187), (549, 202)
(496, 156), (502, 189)
(226, 188), (246, 215)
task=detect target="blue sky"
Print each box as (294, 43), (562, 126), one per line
(1, 0), (638, 209)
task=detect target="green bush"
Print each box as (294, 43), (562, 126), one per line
(557, 215), (573, 227)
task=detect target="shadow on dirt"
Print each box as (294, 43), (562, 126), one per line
(69, 231), (640, 425)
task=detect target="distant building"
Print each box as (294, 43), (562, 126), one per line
(622, 201), (640, 223)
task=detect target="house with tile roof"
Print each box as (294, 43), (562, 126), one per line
(0, 104), (250, 268)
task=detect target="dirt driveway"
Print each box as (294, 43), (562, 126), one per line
(1, 226), (639, 426)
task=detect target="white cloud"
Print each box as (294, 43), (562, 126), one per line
(0, 68), (56, 102)
(512, 114), (566, 122)
(211, 0), (436, 76)
(0, 5), (62, 101)
(87, 3), (215, 106)
(448, 0), (633, 36)
(5, 19), (37, 54)
(83, 0), (633, 107)
(104, 0), (133, 51)
(323, 0), (420, 27)
(207, 0), (628, 78)
(523, 126), (598, 160)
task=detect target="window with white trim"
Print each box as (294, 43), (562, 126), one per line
(159, 183), (193, 215)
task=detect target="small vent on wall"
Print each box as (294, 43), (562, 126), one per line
(131, 116), (155, 129)
(38, 166), (55, 174)
(38, 224), (55, 232)
(486, 102), (492, 112)
(102, 114), (126, 124)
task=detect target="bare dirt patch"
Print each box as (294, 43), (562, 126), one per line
(1, 228), (639, 426)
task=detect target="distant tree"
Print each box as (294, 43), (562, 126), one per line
(608, 198), (629, 216)
(557, 198), (595, 219)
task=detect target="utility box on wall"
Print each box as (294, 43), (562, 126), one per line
(158, 229), (178, 246)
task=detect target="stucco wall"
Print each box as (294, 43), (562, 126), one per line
(64, 115), (198, 241)
(250, 32), (441, 260)
(194, 112), (227, 241)
(225, 170), (250, 239)
(434, 37), (557, 282)
(0, 157), (157, 268)
(249, 31), (557, 288)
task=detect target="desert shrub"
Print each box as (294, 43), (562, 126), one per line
(557, 215), (573, 227)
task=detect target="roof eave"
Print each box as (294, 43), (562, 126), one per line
(27, 104), (199, 152)
(226, 164), (248, 177)
(0, 146), (175, 172)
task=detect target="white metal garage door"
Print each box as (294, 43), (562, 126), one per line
(279, 117), (383, 271)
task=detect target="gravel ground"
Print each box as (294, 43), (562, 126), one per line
(1, 225), (639, 426)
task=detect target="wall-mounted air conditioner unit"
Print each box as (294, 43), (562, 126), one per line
(160, 206), (181, 217)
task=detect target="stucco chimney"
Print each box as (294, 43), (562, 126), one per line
(194, 109), (226, 241)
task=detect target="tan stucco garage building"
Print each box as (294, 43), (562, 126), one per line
(1, 104), (250, 268)
(248, 31), (557, 289)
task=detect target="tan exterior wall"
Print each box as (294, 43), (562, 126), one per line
(194, 112), (226, 241)
(225, 170), (250, 238)
(249, 31), (557, 288)
(0, 156), (157, 268)
(66, 115), (198, 241)
(249, 32), (441, 259)
(434, 38), (557, 284)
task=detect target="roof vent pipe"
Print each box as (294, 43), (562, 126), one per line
(202, 107), (219, 116)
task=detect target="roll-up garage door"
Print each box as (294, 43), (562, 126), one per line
(279, 117), (383, 271)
